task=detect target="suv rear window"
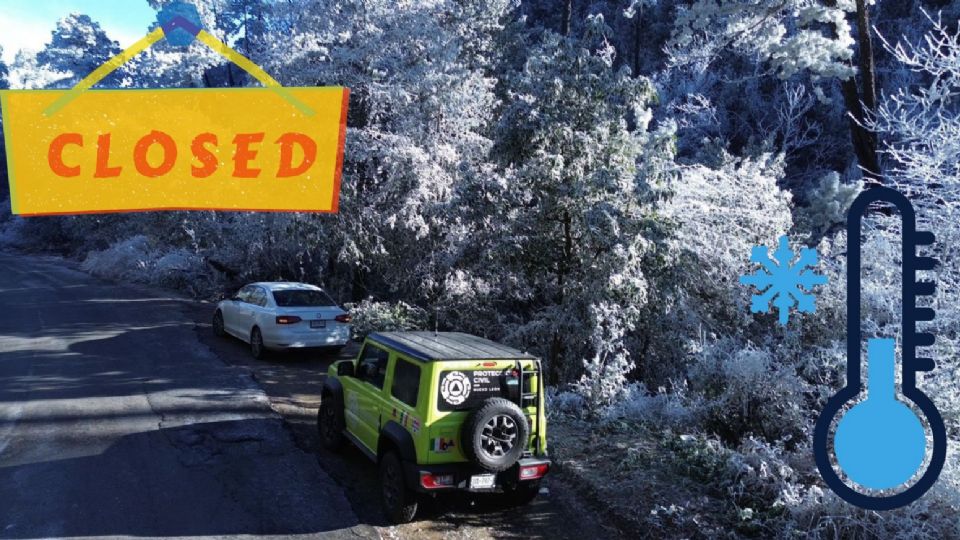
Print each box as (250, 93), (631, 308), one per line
(436, 369), (518, 411)
(272, 289), (336, 307)
(391, 358), (421, 407)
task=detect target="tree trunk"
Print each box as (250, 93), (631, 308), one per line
(828, 0), (882, 184)
(350, 267), (365, 303)
(548, 332), (563, 385)
(853, 0), (880, 184)
(839, 79), (881, 184)
(633, 12), (642, 76)
(855, 0), (877, 112)
(562, 0), (573, 36)
(547, 211), (575, 384)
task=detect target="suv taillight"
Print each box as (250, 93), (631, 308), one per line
(420, 472), (455, 489)
(519, 463), (549, 480)
(335, 314), (352, 323)
(276, 315), (302, 325)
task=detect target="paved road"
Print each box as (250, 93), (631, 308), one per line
(0, 251), (619, 540)
(0, 252), (375, 539)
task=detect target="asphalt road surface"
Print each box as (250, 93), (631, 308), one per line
(0, 251), (618, 540)
(0, 252), (373, 539)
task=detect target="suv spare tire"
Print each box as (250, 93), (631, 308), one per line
(462, 397), (530, 472)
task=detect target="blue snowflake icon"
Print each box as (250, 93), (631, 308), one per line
(739, 235), (828, 325)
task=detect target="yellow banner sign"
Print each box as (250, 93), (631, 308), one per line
(1, 87), (349, 215)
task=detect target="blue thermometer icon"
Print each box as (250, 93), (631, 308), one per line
(813, 187), (946, 510)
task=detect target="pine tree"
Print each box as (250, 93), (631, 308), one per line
(0, 46), (8, 90)
(35, 14), (123, 88)
(460, 17), (675, 385)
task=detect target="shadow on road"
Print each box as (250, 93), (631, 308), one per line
(0, 419), (361, 538)
(0, 260), (370, 539)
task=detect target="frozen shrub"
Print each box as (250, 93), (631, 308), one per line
(687, 339), (809, 445)
(79, 237), (216, 296)
(575, 301), (639, 412)
(81, 235), (157, 281)
(797, 172), (863, 239)
(153, 249), (213, 296)
(640, 153), (795, 386)
(661, 431), (730, 485)
(345, 299), (429, 338)
(546, 389), (587, 419)
(611, 383), (699, 430)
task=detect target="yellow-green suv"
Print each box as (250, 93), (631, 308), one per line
(318, 332), (549, 523)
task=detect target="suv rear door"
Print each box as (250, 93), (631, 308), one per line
(384, 355), (424, 456)
(342, 343), (390, 452)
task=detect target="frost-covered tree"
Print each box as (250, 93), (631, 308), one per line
(6, 50), (66, 90)
(35, 14), (124, 88)
(143, 0), (271, 87)
(256, 0), (511, 305)
(669, 0), (881, 181)
(0, 46), (8, 89)
(872, 11), (960, 199)
(458, 17), (675, 387)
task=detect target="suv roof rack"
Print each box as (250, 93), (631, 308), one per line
(369, 331), (538, 362)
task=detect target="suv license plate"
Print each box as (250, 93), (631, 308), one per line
(470, 474), (496, 490)
(310, 320), (326, 328)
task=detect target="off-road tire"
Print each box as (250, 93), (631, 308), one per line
(317, 393), (345, 451)
(380, 451), (418, 523)
(462, 397), (530, 472)
(212, 310), (226, 337)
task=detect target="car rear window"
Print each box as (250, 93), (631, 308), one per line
(271, 289), (336, 307)
(436, 369), (519, 411)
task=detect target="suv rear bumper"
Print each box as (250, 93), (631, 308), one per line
(403, 456), (550, 494)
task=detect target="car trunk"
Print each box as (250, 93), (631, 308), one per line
(274, 306), (345, 332)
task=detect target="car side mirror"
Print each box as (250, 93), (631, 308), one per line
(231, 296), (241, 302)
(337, 362), (355, 377)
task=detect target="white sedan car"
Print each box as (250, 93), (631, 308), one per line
(213, 282), (352, 358)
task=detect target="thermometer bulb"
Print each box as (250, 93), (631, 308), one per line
(834, 338), (926, 489)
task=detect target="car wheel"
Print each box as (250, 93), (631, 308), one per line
(317, 393), (345, 451)
(504, 479), (541, 507)
(380, 451), (418, 524)
(212, 310), (226, 337)
(462, 398), (530, 472)
(250, 327), (265, 359)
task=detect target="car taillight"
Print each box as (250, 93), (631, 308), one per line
(519, 463), (549, 480)
(420, 472), (455, 489)
(275, 315), (302, 325)
(335, 314), (352, 323)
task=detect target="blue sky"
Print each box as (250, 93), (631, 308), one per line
(0, 1), (156, 63)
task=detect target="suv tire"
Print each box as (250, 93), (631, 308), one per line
(462, 397), (530, 472)
(318, 393), (345, 451)
(380, 451), (418, 523)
